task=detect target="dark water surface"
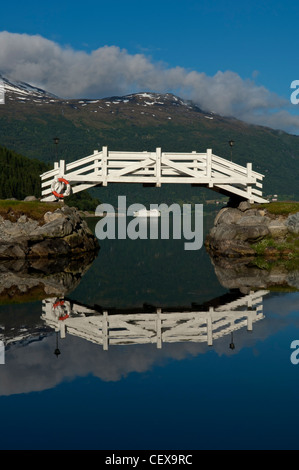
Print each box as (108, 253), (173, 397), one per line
(0, 213), (299, 450)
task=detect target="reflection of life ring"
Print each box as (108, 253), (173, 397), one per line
(53, 299), (70, 321)
(53, 300), (65, 309)
(58, 313), (69, 321)
(51, 177), (71, 199)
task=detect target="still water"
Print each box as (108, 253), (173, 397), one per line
(0, 213), (299, 450)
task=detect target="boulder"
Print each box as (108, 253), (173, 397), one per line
(286, 212), (299, 234)
(214, 207), (242, 226)
(238, 201), (251, 212)
(234, 224), (270, 242)
(35, 217), (75, 239)
(0, 242), (27, 259)
(43, 210), (65, 223)
(205, 204), (299, 258)
(0, 205), (99, 259)
(268, 220), (288, 237)
(236, 215), (270, 226)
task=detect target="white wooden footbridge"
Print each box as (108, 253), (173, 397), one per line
(40, 147), (268, 204)
(42, 290), (269, 350)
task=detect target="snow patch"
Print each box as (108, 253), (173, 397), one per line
(136, 93), (155, 99)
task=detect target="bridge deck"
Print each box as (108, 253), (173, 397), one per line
(40, 147), (268, 203)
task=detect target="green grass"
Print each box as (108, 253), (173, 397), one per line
(257, 201), (299, 215)
(0, 199), (59, 222)
(252, 234), (299, 258)
(250, 202), (299, 259)
(253, 238), (275, 255)
(252, 255), (299, 278)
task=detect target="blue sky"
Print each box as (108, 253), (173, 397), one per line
(1, 0), (299, 133)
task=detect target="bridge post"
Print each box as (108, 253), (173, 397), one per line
(247, 313), (253, 331)
(247, 292), (253, 331)
(247, 162), (253, 203)
(94, 150), (99, 175)
(102, 146), (108, 186)
(156, 147), (161, 187)
(156, 308), (162, 348)
(206, 149), (212, 187)
(192, 151), (197, 173)
(59, 160), (66, 177)
(207, 307), (213, 346)
(103, 311), (108, 350)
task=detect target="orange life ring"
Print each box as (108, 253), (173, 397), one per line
(51, 177), (71, 199)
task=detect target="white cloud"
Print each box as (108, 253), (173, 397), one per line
(0, 31), (299, 133)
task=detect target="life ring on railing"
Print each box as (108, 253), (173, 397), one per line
(53, 300), (65, 309)
(51, 177), (71, 199)
(53, 299), (70, 321)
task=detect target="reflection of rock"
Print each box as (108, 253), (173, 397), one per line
(205, 202), (297, 258)
(210, 256), (299, 293)
(206, 201), (299, 291)
(0, 251), (97, 302)
(0, 205), (99, 259)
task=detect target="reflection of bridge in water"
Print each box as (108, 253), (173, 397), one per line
(42, 290), (269, 350)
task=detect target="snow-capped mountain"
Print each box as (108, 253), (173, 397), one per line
(0, 76), (58, 102)
(73, 91), (206, 113)
(104, 92), (190, 107)
(0, 75), (209, 114)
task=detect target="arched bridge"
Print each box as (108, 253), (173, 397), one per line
(40, 147), (268, 204)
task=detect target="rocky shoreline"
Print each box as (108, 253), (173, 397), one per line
(0, 252), (97, 301)
(208, 256), (299, 293)
(205, 201), (299, 258)
(0, 203), (99, 260)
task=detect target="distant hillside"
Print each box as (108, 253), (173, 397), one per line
(1, 77), (299, 201)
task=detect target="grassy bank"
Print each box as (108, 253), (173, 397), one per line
(252, 233), (299, 257)
(257, 201), (299, 215)
(250, 201), (299, 260)
(0, 199), (59, 223)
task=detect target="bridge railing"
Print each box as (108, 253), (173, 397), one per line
(40, 147), (267, 203)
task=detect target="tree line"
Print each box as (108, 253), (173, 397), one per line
(0, 145), (99, 210)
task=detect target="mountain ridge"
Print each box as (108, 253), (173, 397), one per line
(0, 76), (260, 126)
(0, 75), (58, 102)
